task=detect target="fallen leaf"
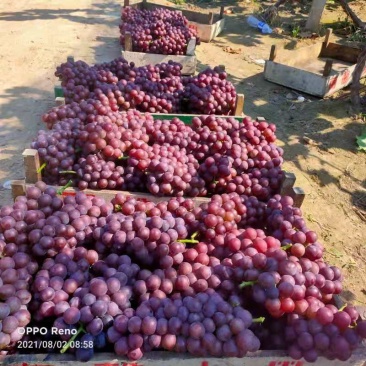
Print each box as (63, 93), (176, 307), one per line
(223, 46), (241, 54)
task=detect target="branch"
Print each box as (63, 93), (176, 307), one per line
(350, 47), (366, 111)
(338, 0), (366, 30)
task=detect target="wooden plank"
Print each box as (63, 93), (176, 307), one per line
(121, 50), (196, 75)
(320, 42), (361, 64)
(186, 38), (196, 56)
(11, 180), (25, 200)
(22, 149), (41, 184)
(323, 28), (333, 48)
(269, 42), (323, 67)
(234, 94), (245, 116)
(269, 45), (277, 61)
(55, 97), (65, 106)
(219, 6), (225, 19)
(0, 349), (365, 366)
(124, 32), (133, 52)
(305, 0), (327, 32)
(324, 62), (366, 97)
(13, 180), (210, 207)
(208, 12), (214, 25)
(189, 17), (225, 42)
(264, 61), (326, 97)
(280, 171), (296, 196)
(291, 187), (306, 208)
(322, 60), (333, 77)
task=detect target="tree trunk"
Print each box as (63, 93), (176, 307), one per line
(305, 0), (327, 32)
(350, 47), (366, 111)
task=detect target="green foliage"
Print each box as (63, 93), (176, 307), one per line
(356, 126), (366, 152)
(291, 25), (301, 38)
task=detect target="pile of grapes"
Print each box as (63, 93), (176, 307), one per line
(0, 184), (365, 362)
(120, 7), (199, 55)
(35, 109), (283, 200)
(51, 57), (236, 115)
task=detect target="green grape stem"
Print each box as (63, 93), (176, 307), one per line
(339, 303), (348, 312)
(191, 232), (198, 240)
(281, 244), (292, 250)
(59, 170), (77, 175)
(57, 180), (73, 195)
(239, 280), (257, 289)
(178, 239), (199, 244)
(252, 317), (265, 323)
(60, 324), (85, 354)
(37, 162), (47, 174)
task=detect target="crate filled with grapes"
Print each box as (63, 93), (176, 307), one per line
(13, 106), (304, 207)
(53, 56), (245, 117)
(123, 0), (226, 43)
(120, 3), (198, 75)
(2, 180), (366, 365)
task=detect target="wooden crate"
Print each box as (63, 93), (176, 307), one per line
(12, 116), (305, 207)
(123, 0), (225, 42)
(1, 348), (366, 366)
(122, 33), (197, 75)
(54, 58), (245, 116)
(264, 29), (366, 97)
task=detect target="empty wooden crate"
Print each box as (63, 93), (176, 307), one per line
(264, 29), (366, 97)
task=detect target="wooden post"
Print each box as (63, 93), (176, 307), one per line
(323, 28), (332, 48)
(208, 12), (214, 25)
(186, 38), (196, 56)
(280, 171), (296, 196)
(219, 6), (225, 19)
(269, 45), (277, 61)
(323, 60), (333, 77)
(305, 0), (327, 32)
(234, 94), (245, 116)
(67, 56), (74, 63)
(11, 180), (26, 200)
(124, 32), (133, 52)
(22, 149), (42, 184)
(55, 97), (65, 107)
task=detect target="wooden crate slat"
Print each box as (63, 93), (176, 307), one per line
(0, 348), (365, 366)
(22, 149), (42, 184)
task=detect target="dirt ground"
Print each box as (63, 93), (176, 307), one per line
(0, 0), (365, 304)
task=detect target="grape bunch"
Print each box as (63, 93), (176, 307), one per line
(120, 7), (199, 55)
(1, 183), (366, 362)
(111, 291), (261, 359)
(35, 110), (285, 201)
(49, 57), (237, 116)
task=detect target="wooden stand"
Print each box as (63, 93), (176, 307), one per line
(264, 29), (366, 97)
(123, 0), (225, 42)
